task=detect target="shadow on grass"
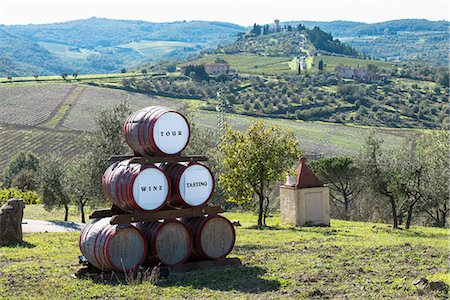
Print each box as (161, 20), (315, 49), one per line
(75, 264), (280, 293)
(159, 264), (280, 293)
(1, 240), (36, 248)
(48, 221), (84, 231)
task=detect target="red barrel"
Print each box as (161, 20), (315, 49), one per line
(136, 220), (193, 267)
(161, 162), (214, 208)
(79, 218), (147, 272)
(123, 106), (191, 156)
(182, 215), (235, 260)
(102, 159), (170, 212)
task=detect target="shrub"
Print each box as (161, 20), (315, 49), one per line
(0, 187), (41, 206)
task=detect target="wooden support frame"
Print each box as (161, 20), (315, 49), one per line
(108, 155), (208, 164)
(89, 205), (224, 224)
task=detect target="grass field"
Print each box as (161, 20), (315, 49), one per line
(0, 72), (147, 84)
(119, 40), (201, 56)
(193, 110), (414, 156)
(23, 204), (95, 223)
(38, 42), (98, 62)
(181, 54), (294, 75)
(312, 55), (392, 73)
(1, 210), (448, 299)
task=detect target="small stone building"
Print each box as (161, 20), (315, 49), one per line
(280, 157), (330, 226)
(204, 63), (230, 75)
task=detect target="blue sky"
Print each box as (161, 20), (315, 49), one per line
(0, 0), (448, 25)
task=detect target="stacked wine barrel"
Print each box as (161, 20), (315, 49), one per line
(79, 106), (236, 272)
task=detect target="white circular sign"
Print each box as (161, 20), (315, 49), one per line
(179, 164), (213, 206)
(133, 167), (169, 210)
(153, 112), (189, 154)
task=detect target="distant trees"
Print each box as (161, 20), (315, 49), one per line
(182, 65), (209, 81)
(61, 73), (68, 80)
(358, 132), (401, 228)
(2, 152), (40, 190)
(310, 156), (362, 220)
(356, 130), (449, 228)
(307, 26), (358, 57)
(217, 121), (300, 228)
(141, 69), (147, 75)
(121, 68), (127, 73)
(72, 72), (78, 79)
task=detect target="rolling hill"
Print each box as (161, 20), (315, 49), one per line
(0, 18), (447, 77)
(283, 19), (449, 66)
(0, 18), (245, 76)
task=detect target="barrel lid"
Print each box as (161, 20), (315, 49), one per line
(132, 167), (169, 211)
(179, 163), (214, 206)
(153, 111), (190, 155)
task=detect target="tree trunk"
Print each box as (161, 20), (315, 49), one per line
(344, 198), (349, 220)
(64, 204), (69, 222)
(390, 196), (398, 229)
(405, 204), (414, 229)
(257, 193), (264, 228)
(80, 200), (86, 224)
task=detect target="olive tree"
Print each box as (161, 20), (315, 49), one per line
(358, 131), (403, 229)
(217, 121), (300, 228)
(309, 156), (362, 220)
(3, 151), (40, 190)
(39, 156), (70, 221)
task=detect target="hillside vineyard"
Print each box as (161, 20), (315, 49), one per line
(80, 106), (235, 271)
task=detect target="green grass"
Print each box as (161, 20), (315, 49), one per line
(1, 211), (448, 299)
(181, 54), (294, 75)
(0, 72), (146, 84)
(23, 204), (95, 223)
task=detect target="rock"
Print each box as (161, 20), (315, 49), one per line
(0, 198), (25, 245)
(413, 278), (449, 294)
(428, 281), (448, 293)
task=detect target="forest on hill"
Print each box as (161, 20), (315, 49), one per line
(284, 19), (449, 66)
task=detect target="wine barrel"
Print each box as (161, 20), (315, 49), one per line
(102, 159), (170, 212)
(79, 218), (147, 272)
(136, 220), (192, 267)
(182, 215), (235, 260)
(161, 162), (214, 208)
(123, 106), (190, 156)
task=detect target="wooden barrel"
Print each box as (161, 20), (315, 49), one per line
(182, 215), (235, 260)
(136, 220), (193, 267)
(160, 162), (214, 208)
(79, 218), (147, 272)
(102, 159), (170, 212)
(123, 106), (190, 156)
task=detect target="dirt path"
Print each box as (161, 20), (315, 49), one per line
(22, 219), (85, 233)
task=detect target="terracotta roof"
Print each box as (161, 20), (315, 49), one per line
(294, 157), (322, 188)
